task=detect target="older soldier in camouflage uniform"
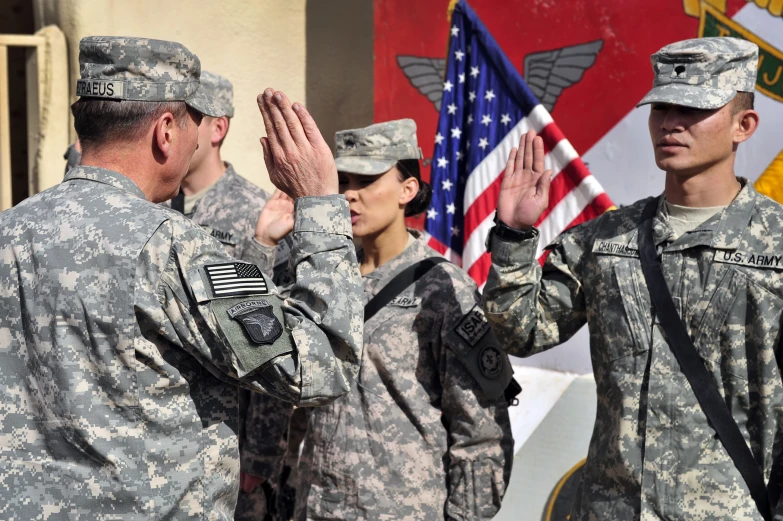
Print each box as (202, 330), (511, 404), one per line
(0, 36), (363, 521)
(482, 37), (783, 519)
(295, 119), (514, 521)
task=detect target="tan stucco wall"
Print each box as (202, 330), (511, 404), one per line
(36, 0), (308, 192)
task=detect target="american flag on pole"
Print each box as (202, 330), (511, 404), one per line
(424, 0), (615, 288)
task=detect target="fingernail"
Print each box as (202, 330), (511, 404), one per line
(264, 89), (273, 99)
(293, 103), (301, 112)
(274, 93), (283, 102)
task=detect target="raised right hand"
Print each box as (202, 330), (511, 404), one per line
(257, 89), (338, 199)
(254, 190), (295, 247)
(496, 129), (552, 230)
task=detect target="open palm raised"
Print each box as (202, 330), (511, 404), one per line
(496, 129), (553, 230)
(254, 189), (295, 247)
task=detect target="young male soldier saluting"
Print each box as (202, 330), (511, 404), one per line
(483, 37), (783, 520)
(0, 36), (362, 520)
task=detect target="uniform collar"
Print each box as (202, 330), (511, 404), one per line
(186, 162), (239, 216)
(222, 162), (238, 181)
(652, 177), (756, 252)
(160, 162), (238, 212)
(63, 166), (146, 200)
(205, 163), (239, 198)
(361, 230), (429, 284)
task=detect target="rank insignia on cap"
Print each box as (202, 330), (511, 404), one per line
(205, 262), (268, 298)
(227, 300), (283, 345)
(479, 345), (504, 379)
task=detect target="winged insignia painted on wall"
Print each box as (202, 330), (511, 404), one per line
(396, 40), (603, 113)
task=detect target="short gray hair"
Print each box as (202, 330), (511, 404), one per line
(71, 99), (195, 151)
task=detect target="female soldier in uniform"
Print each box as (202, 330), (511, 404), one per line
(294, 119), (514, 521)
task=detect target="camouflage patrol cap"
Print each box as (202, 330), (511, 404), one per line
(637, 37), (758, 110)
(335, 119), (423, 176)
(76, 36), (221, 117)
(199, 71), (234, 118)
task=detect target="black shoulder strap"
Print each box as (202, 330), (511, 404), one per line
(171, 190), (185, 214)
(364, 257), (448, 323)
(637, 198), (772, 521)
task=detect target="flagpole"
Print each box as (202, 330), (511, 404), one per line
(442, 0), (461, 81)
(447, 0), (460, 21)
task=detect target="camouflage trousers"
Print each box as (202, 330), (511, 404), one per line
(235, 482), (272, 521)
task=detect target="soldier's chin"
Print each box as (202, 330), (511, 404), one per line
(655, 159), (703, 179)
(655, 154), (686, 172)
(351, 222), (372, 239)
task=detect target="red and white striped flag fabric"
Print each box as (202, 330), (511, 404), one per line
(424, 0), (614, 288)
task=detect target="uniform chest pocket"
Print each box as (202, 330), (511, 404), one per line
(589, 259), (652, 365)
(694, 266), (783, 382)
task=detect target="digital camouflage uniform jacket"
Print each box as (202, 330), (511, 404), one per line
(163, 164), (295, 487)
(483, 181), (783, 520)
(0, 166), (363, 521)
(297, 233), (513, 521)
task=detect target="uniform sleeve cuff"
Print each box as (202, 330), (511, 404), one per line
(294, 195), (352, 237)
(487, 229), (540, 266)
(245, 238), (278, 277)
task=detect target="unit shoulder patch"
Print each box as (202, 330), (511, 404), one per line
(445, 305), (513, 401)
(714, 250), (783, 270)
(203, 262), (269, 298)
(479, 345), (504, 378)
(227, 299), (283, 345)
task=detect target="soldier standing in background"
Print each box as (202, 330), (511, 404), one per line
(0, 36), (363, 520)
(157, 69), (297, 521)
(482, 37), (783, 519)
(295, 119), (514, 521)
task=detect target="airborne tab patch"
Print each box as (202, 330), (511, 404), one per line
(227, 300), (283, 345)
(204, 262), (269, 298)
(76, 79), (125, 99)
(455, 305), (490, 347)
(592, 240), (638, 258)
(714, 251), (783, 270)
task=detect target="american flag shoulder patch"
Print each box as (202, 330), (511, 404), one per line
(203, 262), (269, 298)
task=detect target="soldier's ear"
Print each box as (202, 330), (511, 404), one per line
(212, 116), (230, 146)
(153, 112), (177, 158)
(399, 175), (418, 207)
(733, 108), (759, 146)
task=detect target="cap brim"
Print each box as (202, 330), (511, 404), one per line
(185, 90), (223, 118)
(335, 156), (397, 176)
(636, 83), (737, 110)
